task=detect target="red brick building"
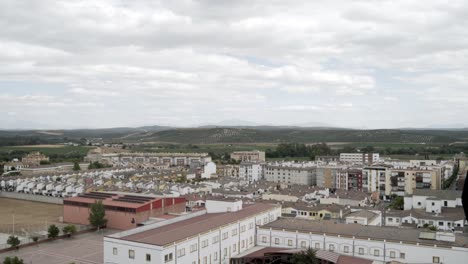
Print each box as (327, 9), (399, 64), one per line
(63, 192), (186, 230)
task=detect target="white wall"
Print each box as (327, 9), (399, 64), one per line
(257, 228), (468, 264)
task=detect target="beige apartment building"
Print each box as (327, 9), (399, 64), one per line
(21, 152), (50, 165)
(386, 168), (442, 196)
(230, 150), (266, 162)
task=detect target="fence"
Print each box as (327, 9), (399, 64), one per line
(0, 192), (63, 204)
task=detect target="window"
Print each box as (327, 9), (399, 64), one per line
(203, 256), (207, 264)
(190, 243), (198, 252)
(240, 225), (246, 232)
(262, 236), (267, 243)
(396, 218), (400, 223)
(213, 236), (219, 244)
(249, 236), (253, 245)
(301, 241), (307, 248)
(390, 251), (395, 258)
(233, 244), (237, 252)
(438, 221), (444, 226)
(315, 243), (321, 249)
(202, 239), (209, 248)
(249, 222), (254, 229)
(288, 239), (293, 246)
(374, 249), (380, 256)
(214, 252), (218, 260)
(359, 248), (364, 255)
(433, 257), (440, 263)
(241, 240), (245, 248)
(223, 248), (227, 257)
(329, 244), (335, 252)
(400, 253), (405, 259)
(222, 232), (228, 240)
(344, 246), (349, 253)
(177, 248), (185, 257)
(129, 250), (135, 259)
(232, 229), (238, 236)
(388, 217), (393, 222)
(164, 253), (173, 262)
(146, 254), (151, 262)
(113, 247), (118, 256)
(274, 238), (280, 245)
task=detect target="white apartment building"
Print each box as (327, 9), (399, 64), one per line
(104, 200), (281, 264)
(257, 218), (468, 264)
(239, 162), (263, 182)
(340, 153), (379, 165)
(362, 165), (389, 194)
(264, 162), (316, 186)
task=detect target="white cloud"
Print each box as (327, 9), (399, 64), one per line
(0, 0), (467, 129)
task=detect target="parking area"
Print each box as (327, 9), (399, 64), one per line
(0, 229), (116, 264)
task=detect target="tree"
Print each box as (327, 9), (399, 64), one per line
(6, 236), (20, 248)
(62, 224), (77, 237)
(89, 200), (107, 230)
(390, 197), (404, 210)
(3, 256), (24, 264)
(73, 162), (81, 171)
(48, 224), (60, 238)
(290, 247), (319, 264)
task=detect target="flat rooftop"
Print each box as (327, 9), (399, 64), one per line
(118, 203), (279, 246)
(261, 218), (468, 248)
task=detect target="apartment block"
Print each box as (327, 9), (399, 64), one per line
(340, 153), (379, 165)
(230, 151), (266, 162)
(264, 162), (316, 186)
(239, 162), (263, 182)
(104, 200), (281, 264)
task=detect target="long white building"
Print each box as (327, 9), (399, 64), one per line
(104, 200), (281, 264)
(340, 153), (379, 164)
(257, 218), (468, 264)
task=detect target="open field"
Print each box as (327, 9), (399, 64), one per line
(0, 229), (117, 264)
(10, 144), (66, 148)
(0, 198), (63, 235)
(0, 146), (93, 163)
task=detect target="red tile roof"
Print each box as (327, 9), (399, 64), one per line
(120, 203), (279, 246)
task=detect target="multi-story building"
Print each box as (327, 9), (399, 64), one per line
(230, 151), (266, 162)
(340, 153), (379, 165)
(218, 164), (239, 178)
(316, 166), (339, 188)
(104, 200), (281, 264)
(21, 152), (49, 165)
(362, 165), (389, 195)
(315, 155), (340, 163)
(239, 162), (263, 182)
(264, 162), (316, 186)
(86, 149), (211, 167)
(336, 168), (363, 191)
(257, 218), (468, 264)
(387, 168), (442, 196)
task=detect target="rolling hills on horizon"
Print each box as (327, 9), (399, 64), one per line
(1, 125), (468, 145)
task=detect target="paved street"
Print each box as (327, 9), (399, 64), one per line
(0, 229), (116, 264)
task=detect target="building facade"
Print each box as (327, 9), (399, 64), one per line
(264, 163), (316, 186)
(104, 201), (282, 264)
(340, 153), (379, 165)
(230, 151), (266, 162)
(239, 162), (263, 182)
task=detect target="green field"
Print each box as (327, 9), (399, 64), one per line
(0, 145), (93, 163)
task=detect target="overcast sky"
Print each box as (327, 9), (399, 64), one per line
(1, 0), (467, 129)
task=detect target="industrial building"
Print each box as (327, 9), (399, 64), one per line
(63, 192), (186, 230)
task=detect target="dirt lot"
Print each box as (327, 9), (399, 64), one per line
(0, 198), (63, 235)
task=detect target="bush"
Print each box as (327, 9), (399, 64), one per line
(3, 256), (24, 264)
(62, 224), (77, 237)
(6, 236), (20, 248)
(32, 236), (39, 242)
(48, 224), (60, 238)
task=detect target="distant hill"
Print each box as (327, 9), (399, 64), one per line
(1, 126), (468, 145)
